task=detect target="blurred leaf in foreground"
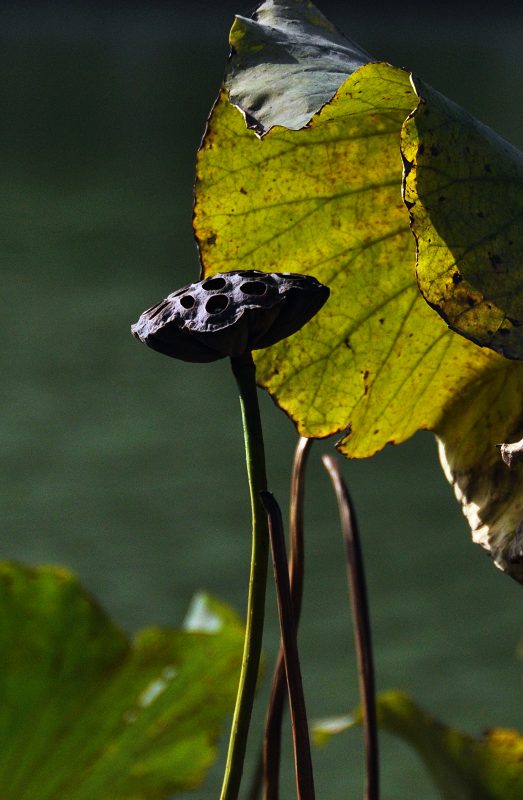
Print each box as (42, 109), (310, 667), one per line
(312, 691), (523, 799)
(194, 0), (523, 580)
(0, 563), (243, 799)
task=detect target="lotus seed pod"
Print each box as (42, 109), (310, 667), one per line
(131, 270), (329, 362)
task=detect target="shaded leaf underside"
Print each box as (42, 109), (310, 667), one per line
(227, 0), (372, 134)
(404, 77), (523, 360)
(402, 77), (523, 580)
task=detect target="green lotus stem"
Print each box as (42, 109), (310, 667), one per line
(221, 351), (270, 800)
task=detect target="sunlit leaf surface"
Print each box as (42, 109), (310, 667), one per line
(0, 563), (243, 799)
(194, 0), (523, 580)
(195, 63), (500, 457)
(312, 691), (523, 799)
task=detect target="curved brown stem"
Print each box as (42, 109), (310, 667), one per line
(261, 490), (315, 800)
(322, 454), (379, 800)
(247, 437), (312, 800)
(261, 436), (312, 800)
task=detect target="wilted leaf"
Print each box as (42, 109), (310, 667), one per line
(0, 563), (243, 799)
(194, 0), (523, 580)
(403, 78), (523, 360)
(312, 691), (523, 799)
(499, 436), (523, 469)
(435, 362), (523, 582)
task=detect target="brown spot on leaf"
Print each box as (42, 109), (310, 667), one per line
(452, 272), (463, 284)
(239, 187), (247, 195)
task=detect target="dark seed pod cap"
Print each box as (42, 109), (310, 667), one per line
(131, 270), (330, 362)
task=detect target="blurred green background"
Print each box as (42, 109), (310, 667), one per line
(2, 2), (522, 797)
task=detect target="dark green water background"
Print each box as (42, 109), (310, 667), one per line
(2, 2), (522, 797)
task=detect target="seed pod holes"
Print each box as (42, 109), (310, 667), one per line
(132, 270), (330, 362)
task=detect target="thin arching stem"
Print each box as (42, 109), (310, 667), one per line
(262, 436), (312, 800)
(220, 352), (270, 800)
(322, 454), (379, 800)
(247, 757), (264, 800)
(261, 490), (315, 800)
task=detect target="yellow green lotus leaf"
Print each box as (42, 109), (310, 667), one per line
(312, 690), (523, 799)
(194, 0), (523, 581)
(195, 65), (502, 457)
